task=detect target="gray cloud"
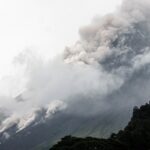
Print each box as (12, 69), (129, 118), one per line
(1, 0), (150, 138)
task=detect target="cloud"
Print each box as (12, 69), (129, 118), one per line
(1, 0), (150, 136)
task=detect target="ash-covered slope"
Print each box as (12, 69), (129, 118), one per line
(0, 102), (129, 150)
(50, 102), (150, 150)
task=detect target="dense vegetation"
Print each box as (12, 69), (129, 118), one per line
(50, 102), (150, 150)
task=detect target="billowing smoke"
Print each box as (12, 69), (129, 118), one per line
(0, 0), (150, 139)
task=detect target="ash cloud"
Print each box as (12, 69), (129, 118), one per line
(1, 0), (150, 138)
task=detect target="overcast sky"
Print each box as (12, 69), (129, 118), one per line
(0, 0), (122, 78)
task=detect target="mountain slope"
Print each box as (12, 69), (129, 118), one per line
(0, 109), (128, 150)
(50, 102), (150, 150)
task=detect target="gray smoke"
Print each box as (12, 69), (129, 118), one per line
(1, 0), (150, 138)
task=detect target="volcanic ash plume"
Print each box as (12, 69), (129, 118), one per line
(1, 0), (150, 137)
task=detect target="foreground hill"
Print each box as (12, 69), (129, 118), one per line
(50, 102), (150, 150)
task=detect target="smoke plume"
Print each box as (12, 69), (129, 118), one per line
(1, 0), (150, 138)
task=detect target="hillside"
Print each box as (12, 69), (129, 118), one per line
(50, 102), (150, 150)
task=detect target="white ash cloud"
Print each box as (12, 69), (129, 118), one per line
(1, 0), (150, 134)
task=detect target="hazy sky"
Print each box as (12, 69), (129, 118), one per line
(0, 0), (122, 78)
